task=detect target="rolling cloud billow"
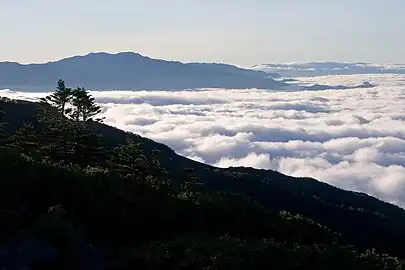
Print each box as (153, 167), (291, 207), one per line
(1, 73), (405, 207)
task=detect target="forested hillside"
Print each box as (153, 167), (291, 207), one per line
(1, 80), (405, 269)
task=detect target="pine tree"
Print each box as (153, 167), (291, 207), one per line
(36, 99), (105, 167)
(0, 106), (11, 148)
(70, 87), (83, 122)
(109, 140), (170, 189)
(35, 100), (75, 162)
(35, 81), (106, 166)
(178, 168), (204, 202)
(0, 107), (5, 143)
(40, 79), (72, 116)
(70, 88), (103, 123)
(70, 123), (106, 167)
(8, 122), (41, 160)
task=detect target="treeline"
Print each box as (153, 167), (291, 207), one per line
(0, 80), (404, 269)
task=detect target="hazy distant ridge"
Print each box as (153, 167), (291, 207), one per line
(0, 52), (285, 91)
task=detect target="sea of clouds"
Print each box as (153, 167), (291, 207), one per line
(2, 73), (405, 207)
(253, 62), (405, 77)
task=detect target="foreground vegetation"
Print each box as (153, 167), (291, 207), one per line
(1, 80), (405, 269)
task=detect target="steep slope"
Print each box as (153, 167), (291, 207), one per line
(0, 52), (285, 91)
(2, 97), (405, 263)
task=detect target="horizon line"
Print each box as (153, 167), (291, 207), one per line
(1, 51), (403, 68)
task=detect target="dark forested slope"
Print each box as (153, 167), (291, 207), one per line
(1, 83), (405, 269)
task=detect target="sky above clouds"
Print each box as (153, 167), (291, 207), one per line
(2, 74), (405, 207)
(1, 0), (405, 65)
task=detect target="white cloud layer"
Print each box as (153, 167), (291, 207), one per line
(1, 74), (405, 207)
(253, 62), (405, 77)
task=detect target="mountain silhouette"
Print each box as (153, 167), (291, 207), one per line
(303, 81), (376, 91)
(0, 52), (285, 91)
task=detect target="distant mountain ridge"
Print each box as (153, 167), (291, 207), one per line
(303, 81), (376, 91)
(253, 61), (405, 77)
(0, 52), (285, 91)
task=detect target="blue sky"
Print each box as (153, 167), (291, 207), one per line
(1, 0), (404, 66)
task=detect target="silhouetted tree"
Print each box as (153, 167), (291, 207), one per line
(70, 87), (103, 123)
(8, 122), (41, 159)
(0, 107), (5, 142)
(70, 123), (106, 167)
(109, 140), (170, 189)
(35, 101), (75, 162)
(38, 82), (106, 166)
(178, 168), (204, 202)
(40, 79), (72, 115)
(9, 83), (106, 166)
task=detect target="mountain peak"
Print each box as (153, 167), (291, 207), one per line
(85, 51), (143, 57)
(0, 52), (285, 91)
(57, 51), (147, 63)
